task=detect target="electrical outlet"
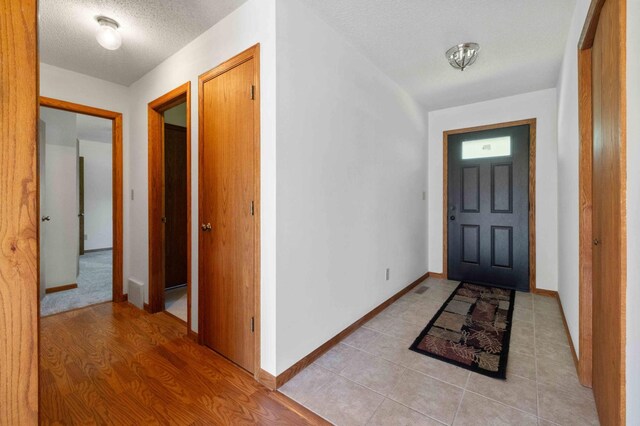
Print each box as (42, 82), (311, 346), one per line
(131, 189), (135, 201)
(422, 191), (426, 200)
(385, 268), (390, 281)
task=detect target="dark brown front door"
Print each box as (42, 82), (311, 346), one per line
(591, 0), (626, 422)
(447, 125), (530, 291)
(200, 56), (256, 373)
(164, 123), (188, 289)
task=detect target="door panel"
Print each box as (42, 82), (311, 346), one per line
(447, 125), (529, 291)
(79, 156), (84, 256)
(39, 119), (47, 300)
(461, 167), (480, 212)
(461, 225), (480, 264)
(491, 226), (512, 268)
(492, 164), (512, 212)
(200, 59), (255, 373)
(591, 0), (625, 422)
(164, 124), (188, 289)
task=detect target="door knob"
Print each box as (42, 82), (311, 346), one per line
(41, 216), (50, 222)
(78, 213), (84, 217)
(593, 238), (600, 246)
(201, 223), (212, 231)
(161, 217), (167, 223)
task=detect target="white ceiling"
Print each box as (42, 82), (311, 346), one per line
(39, 0), (249, 86)
(300, 0), (576, 110)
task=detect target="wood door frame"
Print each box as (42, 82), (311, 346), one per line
(0, 0), (39, 421)
(197, 44), (261, 378)
(442, 119), (537, 293)
(39, 96), (125, 303)
(577, 0), (627, 413)
(147, 82), (192, 334)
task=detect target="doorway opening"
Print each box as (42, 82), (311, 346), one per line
(147, 83), (192, 331)
(38, 97), (124, 316)
(443, 119), (537, 292)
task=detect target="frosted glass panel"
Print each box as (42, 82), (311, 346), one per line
(462, 136), (511, 159)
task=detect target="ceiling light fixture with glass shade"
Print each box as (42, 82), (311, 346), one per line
(446, 42), (480, 71)
(95, 16), (122, 50)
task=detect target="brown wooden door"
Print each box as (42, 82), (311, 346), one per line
(79, 156), (85, 255)
(164, 123), (188, 289)
(591, 0), (626, 423)
(200, 58), (256, 372)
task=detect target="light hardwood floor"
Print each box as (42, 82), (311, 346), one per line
(40, 302), (327, 425)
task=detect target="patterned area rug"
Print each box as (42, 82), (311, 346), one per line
(410, 282), (515, 379)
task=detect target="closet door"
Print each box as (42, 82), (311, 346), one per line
(199, 55), (256, 373)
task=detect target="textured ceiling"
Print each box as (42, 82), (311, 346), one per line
(300, 0), (576, 110)
(39, 0), (249, 86)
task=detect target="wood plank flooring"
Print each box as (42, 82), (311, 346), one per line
(40, 302), (328, 425)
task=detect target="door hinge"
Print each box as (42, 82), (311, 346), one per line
(250, 85), (255, 100)
(251, 317), (255, 332)
(250, 200), (255, 216)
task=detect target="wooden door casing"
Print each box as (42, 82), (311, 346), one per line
(589, 0), (627, 423)
(0, 0), (39, 421)
(39, 97), (124, 303)
(147, 82), (191, 319)
(199, 46), (260, 374)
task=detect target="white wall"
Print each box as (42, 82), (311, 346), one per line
(626, 0), (640, 422)
(79, 139), (113, 251)
(40, 63), (131, 285)
(164, 103), (187, 127)
(427, 89), (559, 291)
(126, 0), (277, 373)
(555, 0), (591, 355)
(275, 0), (428, 374)
(40, 107), (79, 287)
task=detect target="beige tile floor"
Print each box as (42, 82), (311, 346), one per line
(165, 285), (187, 321)
(280, 277), (600, 426)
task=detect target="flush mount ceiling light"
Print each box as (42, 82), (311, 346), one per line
(446, 42), (480, 71)
(95, 16), (122, 50)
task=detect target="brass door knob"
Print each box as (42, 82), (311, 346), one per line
(201, 223), (212, 231)
(593, 238), (600, 246)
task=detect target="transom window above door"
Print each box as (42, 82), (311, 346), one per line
(461, 136), (511, 160)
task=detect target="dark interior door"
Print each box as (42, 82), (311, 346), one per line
(447, 124), (529, 291)
(164, 123), (188, 289)
(78, 156), (85, 256)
